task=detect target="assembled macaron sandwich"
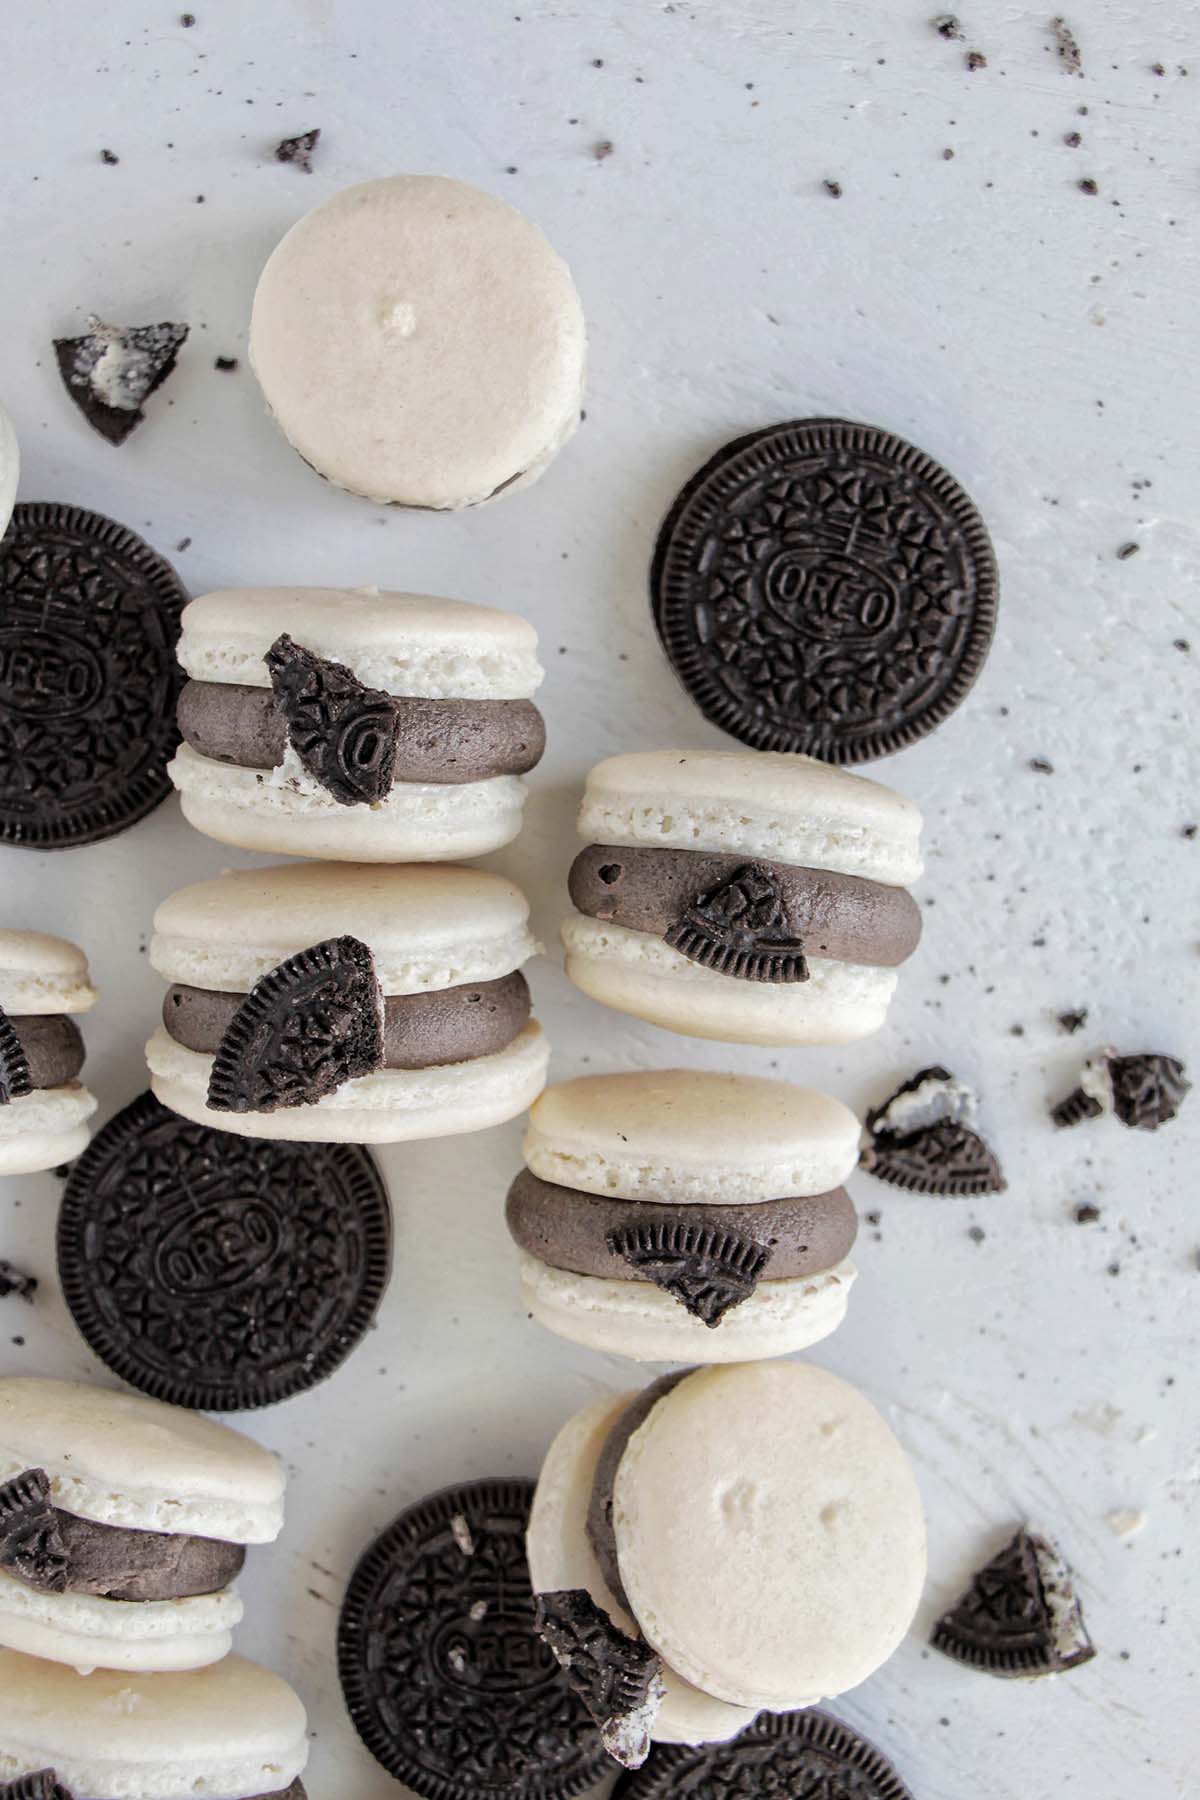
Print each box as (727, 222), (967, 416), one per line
(507, 1071), (860, 1361)
(145, 861), (547, 1142)
(563, 749), (923, 1044)
(0, 933), (97, 1175)
(528, 1361), (926, 1765)
(0, 1377), (283, 1673)
(170, 586), (546, 860)
(0, 1650), (308, 1799)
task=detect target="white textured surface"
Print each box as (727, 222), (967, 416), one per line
(0, 3), (1195, 1796)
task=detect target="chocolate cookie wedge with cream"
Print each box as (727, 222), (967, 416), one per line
(563, 750), (923, 1045)
(0, 933), (97, 1176)
(508, 1070), (860, 1361)
(0, 1377), (284, 1673)
(170, 586), (545, 860)
(146, 861), (547, 1142)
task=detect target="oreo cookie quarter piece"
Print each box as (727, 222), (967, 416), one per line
(652, 419), (998, 763)
(612, 1707), (914, 1800)
(0, 505), (186, 847)
(338, 1478), (609, 1800)
(57, 1092), (390, 1410)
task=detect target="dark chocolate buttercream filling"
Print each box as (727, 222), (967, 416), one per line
(178, 679), (545, 785)
(506, 1170), (857, 1284)
(569, 845), (921, 970)
(164, 970), (531, 1070)
(586, 1373), (690, 1615)
(6, 1016), (86, 1090)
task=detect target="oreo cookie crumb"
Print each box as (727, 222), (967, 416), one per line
(933, 13), (963, 39)
(1116, 541), (1140, 559)
(863, 1068), (1005, 1196)
(181, 10), (196, 22)
(1051, 17), (1083, 76)
(53, 317), (188, 445)
(0, 1261), (37, 1303)
(1057, 1008), (1088, 1034)
(275, 128), (321, 172)
(932, 1526), (1095, 1678)
(1029, 757), (1055, 773)
(1052, 1052), (1189, 1132)
(1182, 824), (1197, 839)
(100, 148), (119, 165)
(1078, 177), (1099, 195)
(214, 355), (239, 371)
(1073, 1202), (1101, 1224)
(942, 146), (955, 158)
(1151, 60), (1165, 76)
(965, 49), (987, 71)
(593, 140), (614, 160)
(176, 536), (192, 552)
(536, 1589), (665, 1768)
(967, 1225), (986, 1244)
(823, 178), (843, 197)
(1064, 130), (1082, 146)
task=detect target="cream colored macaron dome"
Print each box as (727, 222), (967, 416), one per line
(0, 1377), (284, 1541)
(0, 398), (17, 537)
(150, 861), (537, 995)
(177, 586), (544, 699)
(0, 1651), (308, 1800)
(250, 174), (586, 509)
(0, 930), (96, 1013)
(523, 1070), (861, 1204)
(577, 748), (924, 886)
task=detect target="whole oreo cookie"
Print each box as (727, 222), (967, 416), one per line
(652, 419), (998, 763)
(339, 1477), (608, 1800)
(0, 504), (186, 847)
(612, 1708), (914, 1800)
(57, 1092), (390, 1409)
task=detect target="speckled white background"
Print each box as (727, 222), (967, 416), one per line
(1, 2), (1197, 1795)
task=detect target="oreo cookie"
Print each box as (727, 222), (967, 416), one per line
(57, 1092), (391, 1410)
(612, 1707), (914, 1800)
(0, 504), (186, 848)
(0, 1468), (69, 1591)
(0, 1008), (33, 1104)
(862, 1066), (1006, 1196)
(932, 1525), (1096, 1678)
(0, 1777), (76, 1800)
(534, 1588), (664, 1768)
(606, 1220), (769, 1325)
(53, 317), (188, 445)
(265, 633), (402, 805)
(663, 863), (809, 982)
(339, 1478), (608, 1800)
(652, 419), (998, 763)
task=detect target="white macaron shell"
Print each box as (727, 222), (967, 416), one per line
(0, 399), (17, 537)
(0, 1571), (241, 1674)
(0, 929), (97, 1013)
(561, 914), (897, 1045)
(178, 585), (544, 698)
(249, 175), (586, 509)
(146, 1018), (549, 1145)
(523, 1069), (861, 1203)
(150, 860), (537, 994)
(517, 1252), (855, 1362)
(578, 749), (924, 886)
(171, 744), (528, 863)
(0, 1377), (284, 1542)
(0, 1085), (97, 1153)
(0, 1122), (93, 1176)
(0, 1649), (309, 1799)
(612, 1363), (927, 1711)
(526, 1396), (759, 1747)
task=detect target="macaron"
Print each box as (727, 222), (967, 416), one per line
(0, 932), (98, 1176)
(0, 1650), (308, 1798)
(170, 586), (546, 861)
(563, 749), (923, 1045)
(249, 175), (586, 509)
(0, 1376), (284, 1673)
(0, 401), (17, 538)
(146, 861), (548, 1142)
(529, 1362), (925, 1754)
(507, 1071), (860, 1361)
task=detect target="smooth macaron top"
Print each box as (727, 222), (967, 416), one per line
(0, 398), (17, 537)
(249, 174), (586, 509)
(151, 861), (538, 996)
(577, 749), (924, 886)
(0, 1651), (308, 1800)
(0, 930), (97, 1014)
(523, 1070), (861, 1204)
(611, 1362), (926, 1710)
(0, 1377), (284, 1542)
(178, 586), (544, 700)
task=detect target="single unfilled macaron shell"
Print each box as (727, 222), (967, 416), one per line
(0, 930), (97, 1014)
(611, 1362), (926, 1711)
(0, 1375), (284, 1541)
(0, 399), (17, 537)
(577, 749), (924, 887)
(0, 1650), (308, 1800)
(523, 1070), (861, 1204)
(249, 174), (586, 509)
(150, 861), (537, 995)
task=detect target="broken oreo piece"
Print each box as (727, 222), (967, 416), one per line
(0, 1776), (76, 1800)
(274, 128), (321, 172)
(0, 1008), (33, 1105)
(0, 1260), (38, 1303)
(612, 1706), (914, 1800)
(53, 317), (188, 445)
(663, 863), (809, 983)
(535, 1588), (665, 1770)
(932, 1525), (1096, 1678)
(1052, 1051), (1190, 1132)
(862, 1066), (1005, 1195)
(265, 634), (401, 806)
(207, 935), (384, 1113)
(0, 1468), (69, 1592)
(607, 1221), (770, 1326)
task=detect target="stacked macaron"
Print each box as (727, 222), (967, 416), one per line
(563, 748), (923, 1044)
(0, 1378), (282, 1675)
(170, 586), (546, 861)
(0, 933), (97, 1176)
(145, 861), (547, 1142)
(507, 1071), (861, 1361)
(528, 1361), (926, 1761)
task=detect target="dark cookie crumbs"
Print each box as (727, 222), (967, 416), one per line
(0, 1261), (37, 1303)
(214, 355), (239, 371)
(932, 14), (963, 39)
(1029, 757), (1054, 773)
(275, 128), (321, 172)
(1078, 177), (1099, 195)
(1050, 17), (1083, 76)
(823, 178), (843, 197)
(1073, 1202), (1101, 1224)
(535, 1589), (663, 1769)
(593, 141), (614, 160)
(1057, 1009), (1088, 1034)
(100, 148), (119, 165)
(965, 49), (987, 71)
(1116, 542), (1140, 559)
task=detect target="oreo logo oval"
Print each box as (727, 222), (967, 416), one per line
(0, 629), (106, 720)
(154, 1199), (281, 1295)
(431, 1608), (561, 1696)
